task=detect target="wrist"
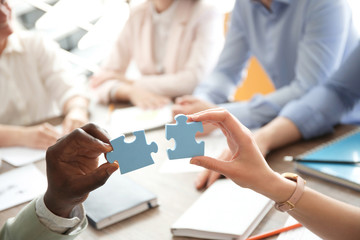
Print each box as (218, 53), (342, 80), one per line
(17, 126), (30, 147)
(44, 190), (75, 218)
(255, 171), (296, 203)
(66, 106), (89, 118)
(275, 173), (306, 212)
(253, 130), (271, 155)
(114, 82), (132, 101)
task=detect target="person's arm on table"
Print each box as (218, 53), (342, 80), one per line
(0, 123), (60, 149)
(62, 96), (89, 134)
(0, 123), (119, 240)
(188, 109), (360, 240)
(110, 81), (171, 110)
(279, 42), (360, 140)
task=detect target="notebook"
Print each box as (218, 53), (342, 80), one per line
(171, 179), (273, 240)
(84, 174), (158, 229)
(295, 161), (360, 191)
(293, 129), (360, 163)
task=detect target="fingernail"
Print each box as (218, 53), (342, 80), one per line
(106, 167), (117, 175)
(104, 143), (113, 152)
(106, 162), (119, 175)
(190, 159), (200, 166)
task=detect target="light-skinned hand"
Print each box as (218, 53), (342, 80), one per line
(187, 108), (276, 192)
(194, 131), (272, 190)
(62, 108), (89, 134)
(173, 96), (218, 135)
(195, 148), (232, 190)
(128, 86), (171, 109)
(173, 95), (217, 116)
(90, 71), (126, 88)
(21, 123), (61, 149)
(44, 123), (119, 218)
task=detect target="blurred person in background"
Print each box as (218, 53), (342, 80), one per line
(173, 0), (358, 134)
(0, 0), (90, 149)
(90, 0), (224, 109)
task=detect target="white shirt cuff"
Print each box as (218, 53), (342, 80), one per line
(35, 195), (86, 234)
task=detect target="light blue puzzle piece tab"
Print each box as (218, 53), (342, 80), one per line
(165, 114), (204, 160)
(106, 130), (158, 174)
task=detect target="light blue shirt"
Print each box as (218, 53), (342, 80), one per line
(281, 42), (360, 139)
(194, 0), (358, 129)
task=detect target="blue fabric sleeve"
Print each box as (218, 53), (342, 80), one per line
(194, 0), (251, 103)
(280, 42), (360, 139)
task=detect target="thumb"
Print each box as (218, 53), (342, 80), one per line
(81, 162), (119, 193)
(190, 156), (229, 176)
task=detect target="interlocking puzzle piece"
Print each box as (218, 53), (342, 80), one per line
(106, 130), (158, 174)
(165, 114), (204, 160)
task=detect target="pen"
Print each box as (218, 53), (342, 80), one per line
(107, 103), (115, 125)
(246, 222), (302, 240)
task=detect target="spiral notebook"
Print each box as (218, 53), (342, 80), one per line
(293, 128), (360, 163)
(293, 128), (360, 191)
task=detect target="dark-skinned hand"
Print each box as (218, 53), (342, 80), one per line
(44, 123), (119, 218)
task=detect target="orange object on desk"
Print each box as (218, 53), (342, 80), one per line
(246, 222), (303, 240)
(233, 57), (275, 101)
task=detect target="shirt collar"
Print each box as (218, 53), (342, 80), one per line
(3, 33), (23, 54)
(151, 0), (179, 22)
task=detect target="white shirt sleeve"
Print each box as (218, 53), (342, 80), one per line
(35, 195), (86, 235)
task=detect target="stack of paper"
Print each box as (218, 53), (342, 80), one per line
(0, 165), (47, 211)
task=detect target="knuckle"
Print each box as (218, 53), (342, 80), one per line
(94, 174), (107, 188)
(72, 128), (83, 136)
(86, 122), (98, 130)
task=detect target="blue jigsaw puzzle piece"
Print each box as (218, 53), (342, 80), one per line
(106, 130), (158, 174)
(165, 114), (204, 160)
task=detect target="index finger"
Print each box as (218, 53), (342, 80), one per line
(187, 108), (251, 144)
(81, 123), (111, 145)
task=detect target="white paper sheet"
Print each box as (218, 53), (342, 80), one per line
(160, 129), (228, 173)
(277, 216), (321, 240)
(109, 105), (172, 136)
(0, 164), (47, 211)
(0, 147), (46, 167)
